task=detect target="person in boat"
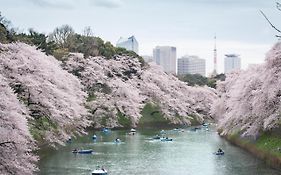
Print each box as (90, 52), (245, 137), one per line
(217, 148), (223, 153)
(72, 148), (78, 153)
(115, 138), (120, 142)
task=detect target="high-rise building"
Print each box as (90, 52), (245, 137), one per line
(153, 46), (177, 74)
(116, 36), (139, 54)
(224, 54), (241, 73)
(177, 55), (206, 76)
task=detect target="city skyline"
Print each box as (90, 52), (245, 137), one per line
(178, 55), (206, 76)
(1, 0), (280, 74)
(116, 35), (139, 54)
(153, 46), (177, 74)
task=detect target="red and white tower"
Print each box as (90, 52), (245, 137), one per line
(213, 35), (217, 75)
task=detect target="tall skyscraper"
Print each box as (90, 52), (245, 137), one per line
(153, 46), (177, 74)
(177, 55), (206, 76)
(116, 36), (139, 54)
(224, 54), (241, 73)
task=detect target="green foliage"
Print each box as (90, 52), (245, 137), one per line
(117, 109), (132, 128)
(96, 40), (116, 59)
(29, 29), (57, 55)
(88, 83), (112, 95)
(0, 23), (8, 43)
(139, 103), (169, 127)
(214, 73), (226, 81)
(187, 115), (201, 125)
(116, 47), (145, 67)
(256, 132), (281, 157)
(29, 116), (58, 142)
(52, 48), (69, 61)
(178, 74), (209, 86)
(207, 79), (216, 88)
(178, 73), (225, 88)
(86, 92), (96, 102)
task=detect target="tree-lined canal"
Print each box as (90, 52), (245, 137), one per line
(39, 127), (281, 175)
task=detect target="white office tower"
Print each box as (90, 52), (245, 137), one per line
(116, 36), (139, 54)
(153, 46), (177, 74)
(224, 54), (241, 73)
(177, 55), (206, 76)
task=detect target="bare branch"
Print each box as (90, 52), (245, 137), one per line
(260, 10), (281, 34)
(0, 141), (15, 146)
(277, 2), (281, 11)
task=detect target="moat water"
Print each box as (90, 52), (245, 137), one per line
(39, 126), (281, 175)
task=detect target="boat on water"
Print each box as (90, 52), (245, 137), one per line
(102, 128), (110, 133)
(92, 135), (97, 140)
(128, 128), (136, 135)
(190, 127), (200, 131)
(215, 151), (224, 155)
(66, 137), (72, 143)
(202, 123), (208, 127)
(160, 137), (173, 141)
(72, 149), (93, 154)
(114, 138), (121, 143)
(215, 148), (224, 155)
(152, 135), (161, 139)
(92, 168), (108, 175)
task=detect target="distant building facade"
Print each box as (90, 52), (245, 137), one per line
(177, 55), (206, 76)
(142, 55), (154, 63)
(153, 46), (177, 74)
(224, 54), (241, 73)
(116, 36), (139, 54)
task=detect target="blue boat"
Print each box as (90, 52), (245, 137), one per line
(72, 149), (93, 154)
(102, 128), (110, 133)
(202, 123), (208, 127)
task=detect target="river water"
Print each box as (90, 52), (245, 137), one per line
(39, 126), (281, 175)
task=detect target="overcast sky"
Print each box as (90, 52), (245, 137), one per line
(1, 0), (281, 74)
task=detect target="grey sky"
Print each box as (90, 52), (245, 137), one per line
(1, 0), (280, 74)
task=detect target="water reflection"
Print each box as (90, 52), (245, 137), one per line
(39, 127), (281, 175)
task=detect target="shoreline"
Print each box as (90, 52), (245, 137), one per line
(222, 133), (281, 170)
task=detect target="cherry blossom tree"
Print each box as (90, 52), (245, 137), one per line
(64, 53), (217, 127)
(0, 74), (37, 175)
(211, 42), (281, 138)
(0, 43), (90, 146)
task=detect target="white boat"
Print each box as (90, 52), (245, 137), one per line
(130, 128), (136, 132)
(92, 168), (108, 175)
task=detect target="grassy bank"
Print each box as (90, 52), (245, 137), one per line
(223, 132), (281, 170)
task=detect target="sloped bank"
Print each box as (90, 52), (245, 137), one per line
(222, 131), (281, 170)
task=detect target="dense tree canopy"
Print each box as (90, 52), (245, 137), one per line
(64, 54), (217, 128)
(211, 43), (281, 138)
(0, 43), (90, 146)
(0, 74), (37, 175)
